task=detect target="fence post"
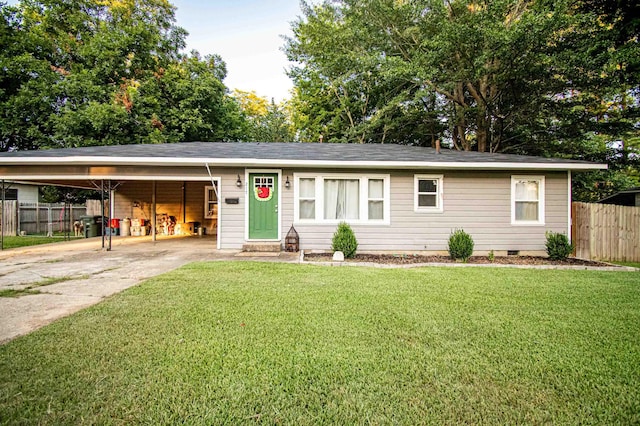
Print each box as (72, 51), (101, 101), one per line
(35, 202), (39, 234)
(47, 205), (53, 237)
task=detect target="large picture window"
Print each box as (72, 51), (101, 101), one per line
(414, 175), (444, 213)
(324, 178), (360, 220)
(294, 174), (390, 224)
(511, 176), (545, 225)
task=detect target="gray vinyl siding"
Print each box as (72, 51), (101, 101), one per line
(111, 168), (568, 252)
(114, 181), (154, 221)
(218, 168), (245, 249)
(280, 168), (295, 242)
(290, 170), (569, 253)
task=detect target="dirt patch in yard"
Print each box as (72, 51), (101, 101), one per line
(304, 253), (613, 267)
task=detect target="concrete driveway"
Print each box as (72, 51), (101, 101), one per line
(0, 236), (298, 344)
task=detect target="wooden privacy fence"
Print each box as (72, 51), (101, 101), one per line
(0, 202), (86, 236)
(572, 202), (640, 262)
(1, 200), (17, 236)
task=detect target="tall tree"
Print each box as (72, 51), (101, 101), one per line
(548, 0), (640, 200)
(286, 0), (570, 150)
(0, 2), (59, 150)
(232, 90), (295, 142)
(0, 0), (246, 150)
(285, 0), (639, 200)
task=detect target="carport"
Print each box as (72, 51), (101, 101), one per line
(0, 153), (223, 251)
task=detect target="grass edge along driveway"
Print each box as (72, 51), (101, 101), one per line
(1, 262), (638, 424)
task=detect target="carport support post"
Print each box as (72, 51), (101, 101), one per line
(152, 181), (156, 242)
(107, 180), (112, 251)
(101, 180), (104, 249)
(1, 179), (4, 251)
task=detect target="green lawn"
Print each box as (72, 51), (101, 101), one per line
(1, 234), (83, 249)
(1, 263), (639, 424)
(613, 261), (640, 269)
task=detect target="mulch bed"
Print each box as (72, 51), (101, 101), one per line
(303, 253), (613, 267)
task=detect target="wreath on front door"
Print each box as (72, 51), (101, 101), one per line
(254, 186), (273, 202)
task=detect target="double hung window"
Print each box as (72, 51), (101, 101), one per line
(511, 176), (545, 225)
(414, 175), (444, 213)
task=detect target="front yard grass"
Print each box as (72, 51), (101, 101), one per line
(613, 260), (640, 269)
(0, 262), (638, 424)
(1, 234), (82, 249)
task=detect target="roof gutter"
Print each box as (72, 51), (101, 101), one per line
(0, 156), (608, 171)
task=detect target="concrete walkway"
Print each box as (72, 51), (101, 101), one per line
(0, 236), (298, 344)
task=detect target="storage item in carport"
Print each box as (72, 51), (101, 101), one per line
(176, 222), (196, 235)
(130, 219), (147, 236)
(121, 218), (131, 236)
(157, 214), (176, 235)
(109, 218), (120, 236)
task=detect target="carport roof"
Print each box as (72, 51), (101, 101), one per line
(0, 141), (605, 171)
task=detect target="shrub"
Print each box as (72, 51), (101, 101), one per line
(448, 229), (474, 262)
(545, 231), (574, 260)
(331, 222), (358, 258)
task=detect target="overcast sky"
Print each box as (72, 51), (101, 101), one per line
(171, 0), (302, 102)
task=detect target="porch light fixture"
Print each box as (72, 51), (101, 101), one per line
(236, 175), (242, 187)
(285, 176), (290, 189)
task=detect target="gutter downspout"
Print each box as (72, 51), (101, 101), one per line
(1, 180), (4, 251)
(107, 180), (112, 251)
(205, 163), (219, 199)
(101, 180), (105, 250)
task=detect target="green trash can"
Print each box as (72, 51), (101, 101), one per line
(80, 216), (92, 238)
(81, 215), (103, 238)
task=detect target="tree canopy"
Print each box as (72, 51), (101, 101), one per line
(0, 0), (247, 150)
(1, 0), (637, 202)
(231, 89), (295, 142)
(284, 0), (639, 199)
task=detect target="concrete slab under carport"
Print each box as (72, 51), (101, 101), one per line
(0, 235), (298, 344)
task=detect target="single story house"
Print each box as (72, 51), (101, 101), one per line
(1, 181), (41, 203)
(0, 142), (606, 254)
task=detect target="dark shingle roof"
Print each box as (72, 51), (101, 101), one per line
(0, 142), (604, 169)
(597, 187), (640, 205)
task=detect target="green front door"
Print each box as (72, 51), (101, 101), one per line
(248, 173), (279, 240)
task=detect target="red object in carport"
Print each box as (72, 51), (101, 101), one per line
(110, 218), (120, 229)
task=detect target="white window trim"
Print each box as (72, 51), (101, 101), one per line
(414, 174), (444, 213)
(511, 175), (545, 226)
(294, 173), (391, 225)
(297, 176), (317, 221)
(204, 184), (218, 219)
